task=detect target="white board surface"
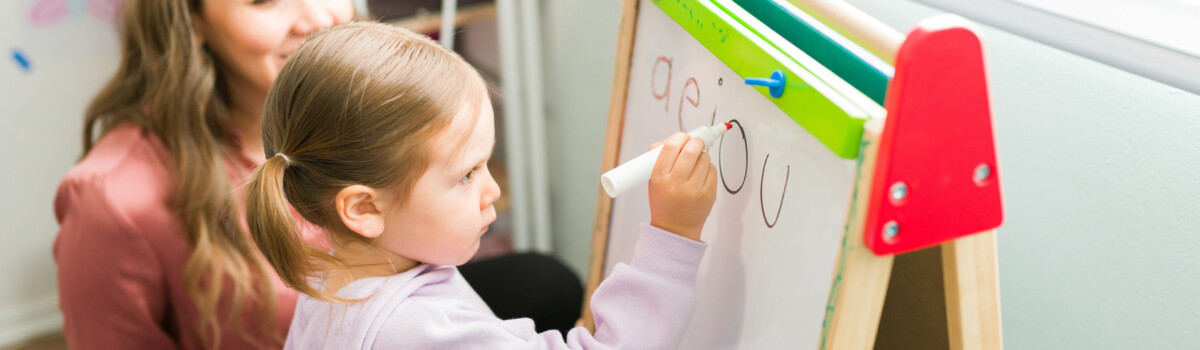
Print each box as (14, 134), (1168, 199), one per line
(601, 0), (865, 348)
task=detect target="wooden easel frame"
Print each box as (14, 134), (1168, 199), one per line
(580, 0), (1003, 349)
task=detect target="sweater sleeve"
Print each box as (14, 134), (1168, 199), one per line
(53, 176), (178, 349)
(370, 223), (706, 350)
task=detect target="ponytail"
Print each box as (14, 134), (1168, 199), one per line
(246, 154), (336, 300)
(247, 22), (488, 303)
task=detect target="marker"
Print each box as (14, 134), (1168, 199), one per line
(601, 122), (733, 198)
(11, 48), (31, 73)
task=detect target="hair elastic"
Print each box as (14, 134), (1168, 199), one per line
(275, 153), (291, 167)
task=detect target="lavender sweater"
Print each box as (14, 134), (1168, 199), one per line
(286, 224), (706, 349)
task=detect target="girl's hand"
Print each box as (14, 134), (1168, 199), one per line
(648, 132), (718, 241)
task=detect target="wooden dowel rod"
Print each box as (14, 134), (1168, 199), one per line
(785, 0), (904, 63)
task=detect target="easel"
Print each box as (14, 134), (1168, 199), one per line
(581, 0), (1005, 349)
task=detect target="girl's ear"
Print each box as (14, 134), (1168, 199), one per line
(335, 185), (386, 239)
(191, 14), (207, 46)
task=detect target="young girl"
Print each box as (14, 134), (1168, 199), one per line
(246, 22), (719, 348)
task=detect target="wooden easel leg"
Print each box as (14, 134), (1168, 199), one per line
(821, 120), (894, 350)
(942, 230), (1004, 350)
(822, 235), (894, 350)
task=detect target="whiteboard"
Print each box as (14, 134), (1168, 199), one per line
(601, 0), (864, 348)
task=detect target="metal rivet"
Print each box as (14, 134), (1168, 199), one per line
(883, 221), (899, 241)
(974, 164), (992, 184)
(889, 182), (908, 202)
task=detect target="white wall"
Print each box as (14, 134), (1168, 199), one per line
(0, 3), (121, 346)
(540, 0), (1200, 348)
(539, 0), (623, 276)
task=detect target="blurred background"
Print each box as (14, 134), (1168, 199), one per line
(2, 0), (1198, 349)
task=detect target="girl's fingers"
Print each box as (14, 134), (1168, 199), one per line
(653, 133), (691, 177)
(648, 141), (665, 151)
(670, 137), (706, 177)
(703, 164), (718, 191)
(689, 152), (711, 183)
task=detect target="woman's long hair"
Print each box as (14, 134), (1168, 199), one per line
(83, 0), (275, 347)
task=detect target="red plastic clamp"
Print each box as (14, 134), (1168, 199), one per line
(863, 16), (1005, 256)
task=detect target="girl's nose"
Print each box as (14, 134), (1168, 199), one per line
(291, 0), (338, 35)
(481, 171), (502, 209)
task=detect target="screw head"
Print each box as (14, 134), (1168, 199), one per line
(889, 182), (908, 202)
(883, 221), (900, 242)
(974, 164), (992, 185)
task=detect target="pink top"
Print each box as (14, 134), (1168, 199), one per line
(53, 124), (327, 349)
(286, 224), (707, 349)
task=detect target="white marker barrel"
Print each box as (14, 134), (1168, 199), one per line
(601, 123), (730, 198)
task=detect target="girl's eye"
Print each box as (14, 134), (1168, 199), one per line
(460, 170), (475, 184)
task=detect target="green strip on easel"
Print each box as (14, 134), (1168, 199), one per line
(732, 0), (893, 105)
(651, 0), (870, 158)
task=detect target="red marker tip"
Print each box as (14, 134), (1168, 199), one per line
(723, 122), (733, 130)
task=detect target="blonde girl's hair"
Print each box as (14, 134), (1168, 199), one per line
(245, 22), (486, 301)
(82, 0), (280, 347)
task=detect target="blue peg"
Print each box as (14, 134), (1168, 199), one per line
(744, 70), (786, 98)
